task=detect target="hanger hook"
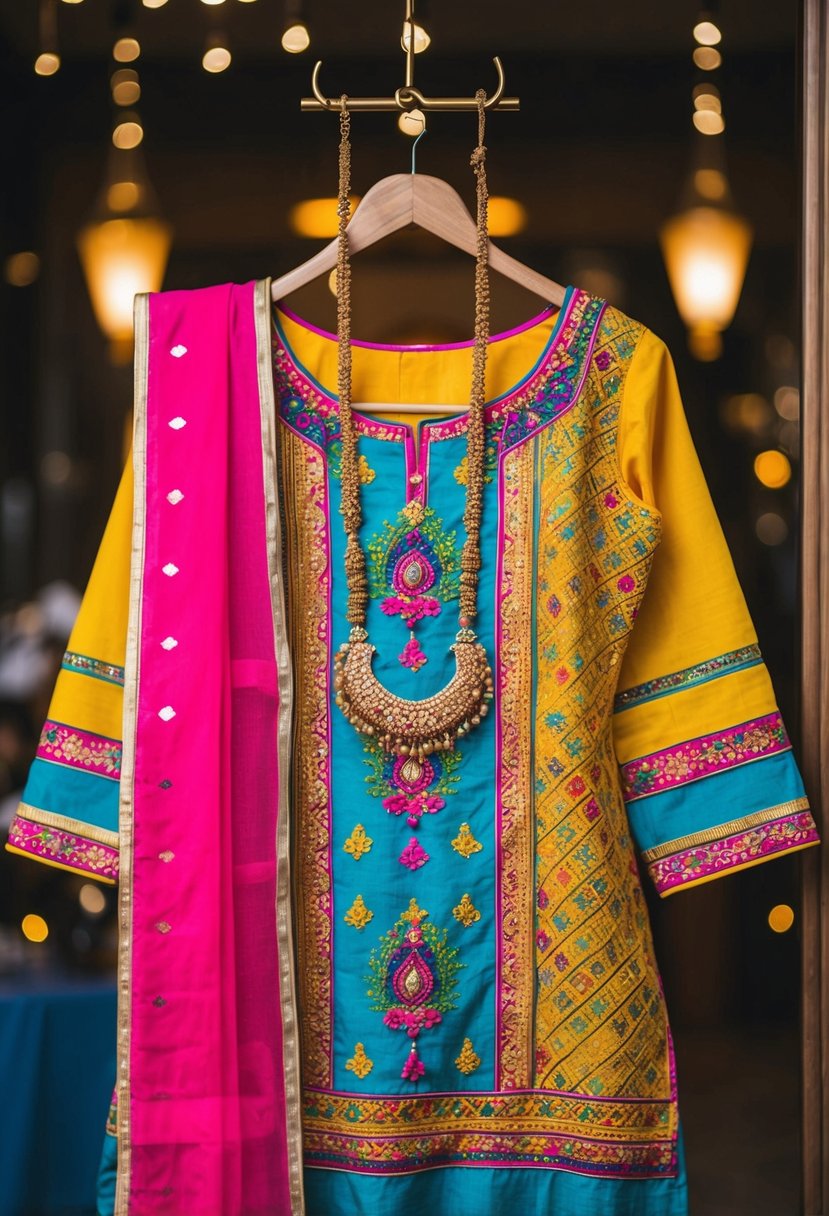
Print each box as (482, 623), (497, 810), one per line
(411, 113), (427, 173)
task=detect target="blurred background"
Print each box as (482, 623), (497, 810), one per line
(0, 1), (804, 1213)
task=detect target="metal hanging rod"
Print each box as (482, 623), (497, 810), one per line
(300, 0), (519, 113)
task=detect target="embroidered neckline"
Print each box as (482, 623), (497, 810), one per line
(272, 286), (596, 443)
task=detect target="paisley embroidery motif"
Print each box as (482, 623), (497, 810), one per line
(362, 738), (462, 836)
(366, 506), (460, 671)
(366, 899), (464, 1082)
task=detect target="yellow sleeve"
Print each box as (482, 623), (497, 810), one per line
(611, 329), (817, 895)
(5, 461), (133, 884)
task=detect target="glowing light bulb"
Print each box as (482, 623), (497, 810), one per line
(111, 68), (141, 106)
(401, 22), (431, 53)
(79, 883), (107, 914)
(282, 22), (310, 53)
(112, 119), (144, 149)
(768, 904), (795, 933)
(693, 110), (725, 135)
(22, 914), (49, 943)
(398, 108), (426, 136)
(35, 52), (61, 76)
(113, 37), (141, 62)
(753, 450), (792, 489)
(693, 19), (722, 45)
(4, 252), (41, 286)
(693, 46), (722, 70)
(755, 512), (788, 546)
(202, 43), (232, 72)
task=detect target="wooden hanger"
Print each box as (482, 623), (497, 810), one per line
(270, 173), (568, 417)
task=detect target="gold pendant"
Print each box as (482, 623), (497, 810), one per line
(334, 629), (494, 758)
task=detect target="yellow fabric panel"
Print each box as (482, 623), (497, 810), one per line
(612, 662), (778, 764)
(69, 458), (133, 668)
(49, 669), (124, 741)
(46, 459), (133, 740)
(613, 329), (763, 747)
(275, 306), (558, 421)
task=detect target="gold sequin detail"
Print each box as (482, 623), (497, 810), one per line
(452, 822), (483, 858)
(455, 1037), (481, 1075)
(357, 454), (375, 484)
(344, 894), (373, 930)
(158, 850), (175, 863)
(343, 823), (373, 860)
(345, 1042), (374, 1079)
(155, 921), (171, 934)
(452, 893), (481, 926)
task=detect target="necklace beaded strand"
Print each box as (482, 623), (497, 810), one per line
(333, 93), (495, 774)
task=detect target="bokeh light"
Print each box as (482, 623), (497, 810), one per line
(22, 914), (49, 943)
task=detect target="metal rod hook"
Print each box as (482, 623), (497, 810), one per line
(411, 116), (426, 173)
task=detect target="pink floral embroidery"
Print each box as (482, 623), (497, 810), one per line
(384, 792), (445, 828)
(595, 349), (612, 371)
(399, 636), (428, 672)
(617, 575), (636, 593)
(401, 1045), (426, 1081)
(383, 1007), (442, 1038)
(603, 491), (618, 508)
(399, 837), (429, 870)
(380, 595), (441, 623)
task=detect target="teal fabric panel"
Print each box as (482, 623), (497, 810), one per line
(21, 759), (120, 835)
(626, 748), (807, 854)
(96, 1132), (117, 1216)
(305, 1135), (688, 1216)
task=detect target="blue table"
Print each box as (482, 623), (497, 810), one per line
(0, 975), (116, 1216)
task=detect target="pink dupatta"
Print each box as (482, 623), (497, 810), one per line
(117, 281), (303, 1214)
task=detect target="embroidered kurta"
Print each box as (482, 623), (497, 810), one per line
(7, 281), (817, 1216)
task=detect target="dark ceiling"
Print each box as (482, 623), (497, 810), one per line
(0, 0), (797, 62)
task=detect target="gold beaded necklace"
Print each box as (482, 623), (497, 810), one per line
(333, 93), (495, 778)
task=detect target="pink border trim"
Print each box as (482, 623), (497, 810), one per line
(648, 810), (819, 895)
(621, 711), (790, 801)
(276, 301), (559, 351)
(8, 812), (119, 880)
(37, 720), (122, 779)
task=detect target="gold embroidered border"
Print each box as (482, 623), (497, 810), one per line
(256, 279), (306, 1214)
(302, 1086), (675, 1176)
(641, 796), (811, 862)
(277, 411), (333, 1090)
(497, 441), (537, 1089)
(16, 802), (120, 847)
(113, 291), (149, 1216)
